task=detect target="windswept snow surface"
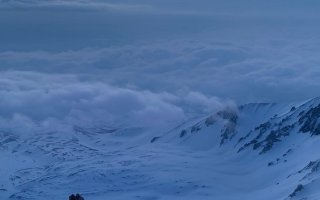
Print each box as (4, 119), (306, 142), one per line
(2, 98), (320, 199)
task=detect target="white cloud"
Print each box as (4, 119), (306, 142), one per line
(1, 38), (320, 103)
(0, 0), (152, 12)
(183, 91), (236, 114)
(0, 71), (230, 136)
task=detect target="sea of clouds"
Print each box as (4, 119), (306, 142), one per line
(0, 70), (235, 136)
(1, 0), (320, 135)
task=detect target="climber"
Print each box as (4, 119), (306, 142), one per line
(69, 193), (84, 200)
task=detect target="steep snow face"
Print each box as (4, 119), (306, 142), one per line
(153, 98), (320, 199)
(2, 98), (320, 199)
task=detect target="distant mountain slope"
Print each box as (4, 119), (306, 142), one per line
(2, 98), (320, 199)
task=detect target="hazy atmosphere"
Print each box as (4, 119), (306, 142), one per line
(2, 0), (320, 127)
(2, 1), (320, 200)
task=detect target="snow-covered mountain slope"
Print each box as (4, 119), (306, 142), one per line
(2, 98), (320, 199)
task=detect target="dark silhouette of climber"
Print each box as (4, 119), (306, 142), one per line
(69, 194), (76, 200)
(69, 193), (84, 200)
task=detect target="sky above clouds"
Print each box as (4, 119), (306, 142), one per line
(1, 0), (320, 131)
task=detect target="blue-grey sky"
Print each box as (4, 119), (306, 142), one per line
(1, 0), (320, 130)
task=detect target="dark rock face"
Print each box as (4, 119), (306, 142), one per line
(220, 121), (237, 145)
(306, 160), (320, 173)
(180, 130), (187, 138)
(299, 104), (320, 135)
(239, 103), (320, 154)
(173, 108), (239, 145)
(238, 114), (295, 154)
(191, 125), (201, 133)
(238, 122), (272, 151)
(259, 124), (294, 154)
(289, 184), (304, 198)
(219, 110), (238, 145)
(254, 122), (272, 140)
(297, 160), (320, 175)
(150, 137), (160, 143)
(217, 110), (238, 124)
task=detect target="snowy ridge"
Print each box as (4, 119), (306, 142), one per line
(2, 98), (320, 199)
(153, 97), (320, 199)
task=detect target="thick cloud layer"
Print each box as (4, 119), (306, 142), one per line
(1, 38), (320, 103)
(0, 71), (234, 135)
(1, 0), (320, 133)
